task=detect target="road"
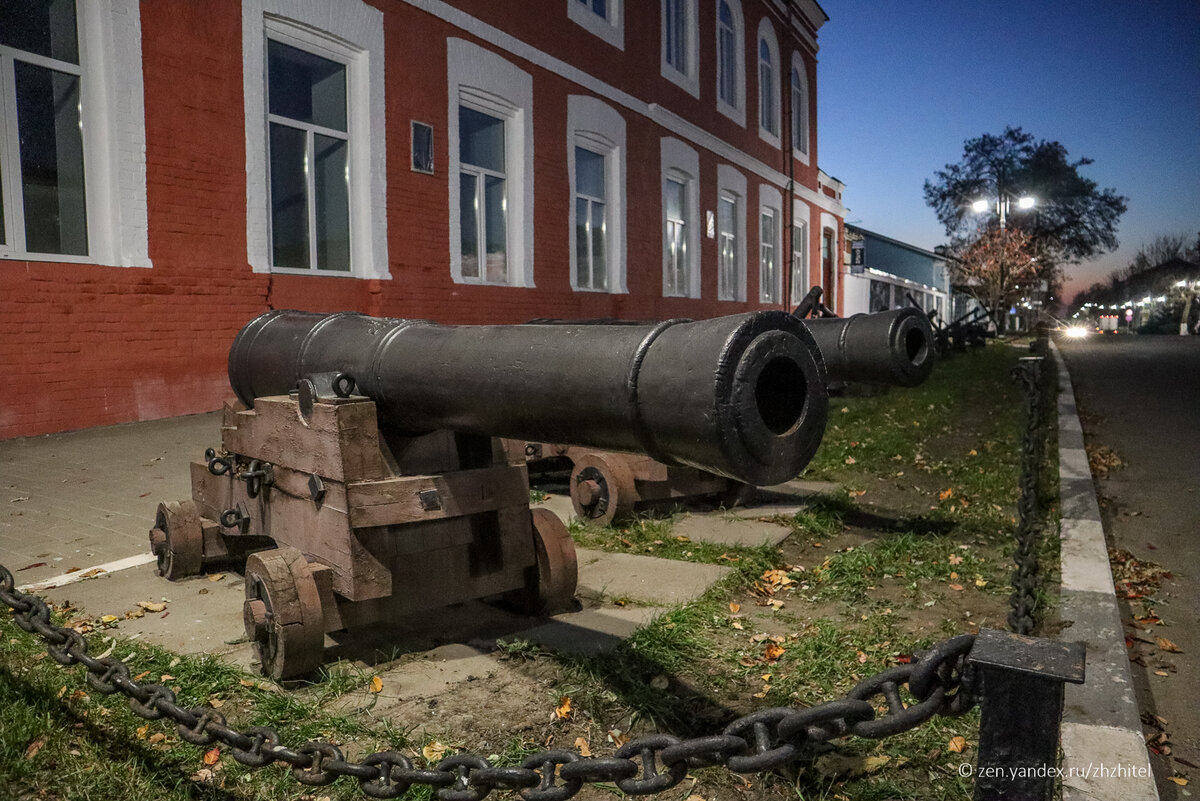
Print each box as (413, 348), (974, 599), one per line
(1059, 334), (1200, 796)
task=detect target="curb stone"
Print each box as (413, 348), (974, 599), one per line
(1052, 342), (1160, 801)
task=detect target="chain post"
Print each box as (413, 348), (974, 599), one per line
(1009, 356), (1045, 635)
(967, 628), (1084, 801)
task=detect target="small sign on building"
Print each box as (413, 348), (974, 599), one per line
(850, 239), (865, 274)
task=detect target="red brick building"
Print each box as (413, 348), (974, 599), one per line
(0, 0), (845, 439)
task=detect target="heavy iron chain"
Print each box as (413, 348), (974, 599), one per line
(1008, 356), (1051, 635)
(0, 562), (978, 800)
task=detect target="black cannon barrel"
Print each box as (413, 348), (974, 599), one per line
(801, 307), (935, 387)
(228, 310), (829, 486)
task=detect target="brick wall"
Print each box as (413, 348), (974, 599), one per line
(0, 0), (842, 439)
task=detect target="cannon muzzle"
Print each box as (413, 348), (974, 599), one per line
(228, 310), (829, 486)
(802, 307), (935, 387)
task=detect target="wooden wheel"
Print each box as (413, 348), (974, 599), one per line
(523, 508), (578, 615)
(243, 547), (325, 680)
(149, 500), (203, 580)
(570, 452), (638, 525)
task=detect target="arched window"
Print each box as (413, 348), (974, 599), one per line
(791, 53), (810, 160)
(715, 0), (744, 124)
(756, 19), (780, 143)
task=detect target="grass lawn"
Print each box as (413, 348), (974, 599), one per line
(0, 342), (1057, 801)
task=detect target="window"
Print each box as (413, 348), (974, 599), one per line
(660, 138), (699, 297)
(716, 164), (746, 301)
(568, 95), (626, 293)
(574, 147), (606, 290)
(243, 0), (387, 279)
(412, 121), (434, 174)
(759, 185), (782, 304)
(447, 39), (534, 287)
(760, 210), (778, 303)
(790, 221), (808, 306)
(790, 54), (809, 161)
(821, 224), (836, 310)
(869, 279), (891, 313)
(567, 0), (624, 50)
(661, 0), (699, 97)
(458, 106), (508, 283)
(0, 0), (149, 265)
(756, 19), (780, 144)
(715, 0), (745, 124)
(267, 39), (350, 271)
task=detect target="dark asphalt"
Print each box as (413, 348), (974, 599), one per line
(1059, 334), (1200, 795)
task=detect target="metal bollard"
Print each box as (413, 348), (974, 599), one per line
(968, 628), (1086, 800)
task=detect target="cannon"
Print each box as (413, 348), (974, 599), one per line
(151, 310), (830, 678)
(509, 306), (938, 526)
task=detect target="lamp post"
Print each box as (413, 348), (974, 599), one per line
(971, 190), (1037, 332)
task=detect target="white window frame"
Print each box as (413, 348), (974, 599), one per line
(0, 0), (149, 267)
(567, 0), (624, 50)
(756, 18), (781, 146)
(660, 0), (699, 98)
(790, 52), (810, 164)
(715, 0), (745, 126)
(716, 164), (747, 301)
(567, 95), (626, 294)
(660, 137), (700, 298)
(790, 200), (811, 306)
(759, 184), (782, 304)
(447, 39), (534, 287)
(243, 0), (387, 279)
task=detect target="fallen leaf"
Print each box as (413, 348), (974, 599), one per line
(209, 698), (224, 709)
(607, 729), (630, 747)
(814, 753), (891, 778)
(731, 620), (744, 630)
(203, 747), (220, 766)
(948, 736), (968, 753)
(729, 602), (741, 614)
(849, 489), (867, 498)
(763, 643), (786, 662)
(1157, 637), (1183, 654)
(674, 535), (691, 543)
(148, 732), (167, 744)
(100, 615), (119, 624)
(18, 562), (48, 571)
(939, 488), (954, 501)
(208, 573), (225, 582)
(968, 449), (978, 456)
(845, 456), (857, 465)
(65, 567), (82, 574)
(555, 697), (573, 720)
(81, 568), (106, 578)
(23, 736), (47, 760)
(422, 741), (448, 762)
(137, 601), (167, 613)
(1168, 777), (1188, 786)
(1154, 670), (1169, 677)
(136, 725), (149, 740)
(949, 583), (964, 592)
(239, 679), (256, 688)
(948, 554), (964, 565)
(160, 674), (175, 682)
(975, 578), (988, 588)
(574, 737), (591, 757)
(369, 676), (383, 693)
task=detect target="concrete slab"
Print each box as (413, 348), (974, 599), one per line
(673, 513), (791, 547)
(575, 547), (732, 605)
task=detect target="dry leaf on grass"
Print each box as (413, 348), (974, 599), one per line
(422, 741), (448, 762)
(203, 747), (220, 766)
(555, 697), (573, 720)
(369, 676), (383, 693)
(574, 737), (591, 757)
(948, 736), (968, 753)
(24, 736), (47, 761)
(939, 488), (954, 501)
(1156, 637), (1183, 654)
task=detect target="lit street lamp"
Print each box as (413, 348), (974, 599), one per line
(972, 193), (1036, 230)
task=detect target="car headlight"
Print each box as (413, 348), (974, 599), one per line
(1065, 326), (1088, 338)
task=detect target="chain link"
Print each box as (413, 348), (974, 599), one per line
(0, 562), (977, 798)
(1008, 355), (1054, 635)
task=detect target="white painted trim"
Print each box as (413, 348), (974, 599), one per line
(714, 0), (745, 127)
(758, 183), (783, 303)
(393, 0), (847, 219)
(567, 95), (627, 294)
(242, 0), (388, 279)
(661, 137), (701, 299)
(660, 0), (700, 98)
(755, 17), (781, 147)
(446, 38), (535, 288)
(716, 163), (747, 301)
(566, 0), (624, 50)
(789, 50), (810, 165)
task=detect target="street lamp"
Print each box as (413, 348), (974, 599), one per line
(971, 193), (1036, 230)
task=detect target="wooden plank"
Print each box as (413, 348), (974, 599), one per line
(346, 464), (531, 529)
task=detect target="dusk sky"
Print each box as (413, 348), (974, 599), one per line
(815, 0), (1200, 304)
